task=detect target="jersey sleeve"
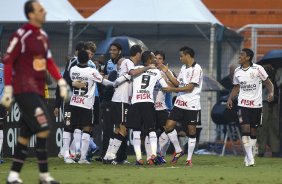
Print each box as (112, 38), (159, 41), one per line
(189, 67), (202, 85)
(47, 50), (61, 81)
(257, 65), (268, 81)
(3, 33), (22, 85)
(90, 68), (103, 83)
(233, 70), (240, 85)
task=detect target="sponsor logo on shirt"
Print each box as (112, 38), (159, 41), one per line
(175, 99), (188, 107)
(240, 99), (255, 107)
(240, 81), (257, 91)
(71, 95), (85, 104)
(155, 102), (163, 108)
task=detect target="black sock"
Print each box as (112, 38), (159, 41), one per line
(11, 142), (28, 173)
(36, 137), (48, 173)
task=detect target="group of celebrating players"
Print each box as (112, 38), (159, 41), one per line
(0, 0), (274, 184)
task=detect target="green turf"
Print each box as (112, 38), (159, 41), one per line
(1, 155), (282, 184)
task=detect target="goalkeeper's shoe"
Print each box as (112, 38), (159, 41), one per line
(135, 159), (144, 165)
(185, 160), (192, 167)
(171, 151), (184, 164)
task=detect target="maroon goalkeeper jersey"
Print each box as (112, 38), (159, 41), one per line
(3, 23), (61, 96)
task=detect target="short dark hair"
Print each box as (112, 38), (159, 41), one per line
(130, 45), (142, 57)
(141, 51), (153, 65)
(154, 50), (165, 61)
(179, 46), (195, 58)
(24, 0), (36, 20)
(110, 43), (122, 51)
(242, 48), (254, 62)
(75, 41), (85, 52)
(78, 50), (89, 64)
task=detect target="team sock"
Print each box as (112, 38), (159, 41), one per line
(242, 136), (254, 161)
(62, 131), (71, 158)
(80, 132), (91, 160)
(104, 138), (114, 160)
(69, 139), (76, 156)
(149, 131), (158, 156)
(132, 131), (142, 161)
(108, 134), (123, 160)
(145, 136), (152, 161)
(187, 137), (196, 161)
(10, 142), (28, 173)
(167, 129), (182, 153)
(158, 131), (169, 155)
(73, 129), (82, 153)
(250, 136), (257, 156)
(0, 130), (3, 156)
(36, 137), (48, 173)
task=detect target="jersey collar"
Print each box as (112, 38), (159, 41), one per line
(186, 61), (197, 68)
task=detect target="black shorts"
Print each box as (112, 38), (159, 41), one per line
(70, 105), (93, 129)
(168, 106), (201, 126)
(15, 93), (51, 138)
(93, 97), (100, 125)
(111, 102), (129, 125)
(126, 102), (156, 130)
(0, 104), (6, 129)
(238, 107), (262, 128)
(156, 110), (169, 128)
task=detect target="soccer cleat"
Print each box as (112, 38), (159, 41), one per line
(57, 153), (64, 159)
(120, 160), (130, 164)
(157, 155), (166, 164)
(185, 160), (192, 167)
(64, 157), (76, 164)
(78, 159), (91, 164)
(135, 159), (144, 165)
(244, 156), (256, 167)
(73, 151), (81, 162)
(108, 159), (118, 165)
(6, 178), (23, 184)
(171, 151), (184, 164)
(147, 159), (154, 165)
(39, 175), (60, 184)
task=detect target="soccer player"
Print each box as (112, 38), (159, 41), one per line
(126, 51), (168, 165)
(160, 46), (203, 166)
(227, 48), (274, 166)
(54, 41), (85, 164)
(69, 50), (114, 164)
(2, 1), (68, 183)
(145, 50), (174, 163)
(103, 45), (156, 164)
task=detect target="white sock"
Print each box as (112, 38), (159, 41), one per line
(167, 129), (182, 153)
(158, 132), (169, 155)
(108, 138), (122, 160)
(162, 140), (170, 156)
(149, 131), (158, 157)
(250, 138), (257, 156)
(132, 131), (142, 161)
(39, 172), (54, 181)
(179, 136), (188, 151)
(69, 139), (75, 155)
(62, 131), (71, 158)
(0, 130), (3, 155)
(7, 171), (20, 182)
(73, 129), (82, 153)
(145, 136), (152, 161)
(187, 138), (196, 161)
(80, 133), (90, 160)
(242, 136), (253, 161)
(104, 138), (114, 160)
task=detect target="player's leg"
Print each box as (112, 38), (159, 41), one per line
(156, 110), (170, 158)
(78, 108), (93, 164)
(70, 106), (82, 161)
(185, 110), (200, 166)
(144, 135), (152, 162)
(238, 107), (253, 166)
(164, 107), (184, 159)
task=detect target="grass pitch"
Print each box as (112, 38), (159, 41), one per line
(0, 155), (282, 184)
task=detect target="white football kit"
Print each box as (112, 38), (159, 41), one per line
(111, 59), (135, 104)
(174, 63), (203, 110)
(70, 65), (103, 109)
(131, 66), (168, 104)
(233, 63), (268, 108)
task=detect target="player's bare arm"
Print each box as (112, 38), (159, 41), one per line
(129, 64), (156, 76)
(159, 63), (179, 87)
(226, 84), (240, 109)
(162, 83), (195, 93)
(263, 78), (274, 102)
